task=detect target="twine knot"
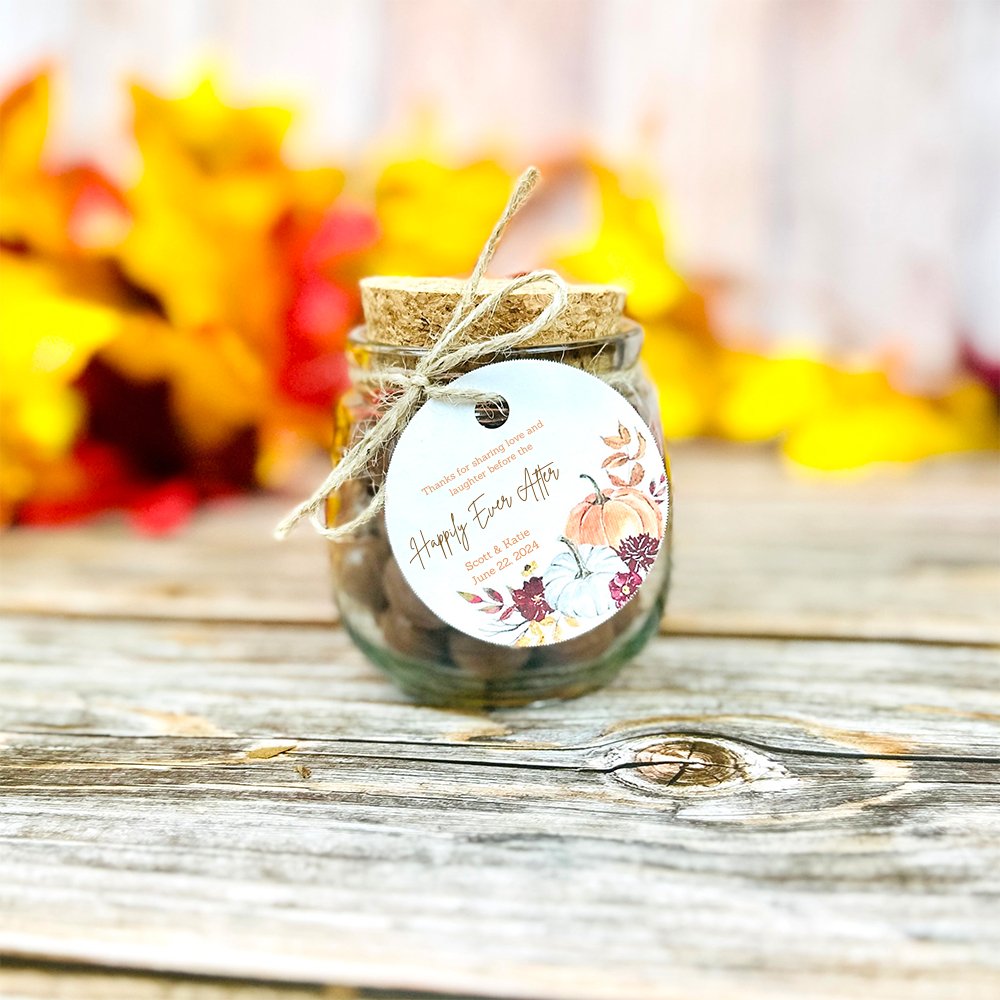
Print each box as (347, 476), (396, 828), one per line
(275, 166), (570, 542)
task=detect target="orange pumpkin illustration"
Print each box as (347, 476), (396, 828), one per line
(565, 475), (662, 548)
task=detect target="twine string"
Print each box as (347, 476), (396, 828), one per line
(274, 166), (570, 542)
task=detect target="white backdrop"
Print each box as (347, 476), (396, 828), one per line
(2, 0), (998, 386)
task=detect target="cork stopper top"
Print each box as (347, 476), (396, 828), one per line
(359, 276), (626, 348)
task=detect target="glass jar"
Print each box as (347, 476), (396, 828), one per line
(327, 322), (672, 708)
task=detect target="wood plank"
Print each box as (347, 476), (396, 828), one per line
(3, 730), (998, 1000)
(2, 445), (997, 643)
(2, 613), (999, 999)
(2, 614), (999, 756)
(671, 447), (1000, 644)
(0, 960), (342, 999)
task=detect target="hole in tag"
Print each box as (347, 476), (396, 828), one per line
(475, 397), (510, 430)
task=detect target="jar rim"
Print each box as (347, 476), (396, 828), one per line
(347, 320), (644, 358)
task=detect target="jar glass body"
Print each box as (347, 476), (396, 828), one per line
(328, 324), (672, 708)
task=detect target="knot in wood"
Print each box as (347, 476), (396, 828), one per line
(632, 739), (744, 790)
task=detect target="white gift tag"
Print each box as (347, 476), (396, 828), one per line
(384, 359), (669, 647)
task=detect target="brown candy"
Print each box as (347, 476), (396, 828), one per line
(328, 477), (375, 527)
(330, 536), (389, 612)
(610, 595), (645, 636)
(447, 632), (531, 680)
(382, 557), (446, 630)
(536, 620), (616, 666)
(379, 610), (447, 663)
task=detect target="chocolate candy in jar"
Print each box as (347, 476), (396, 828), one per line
(276, 169), (672, 709)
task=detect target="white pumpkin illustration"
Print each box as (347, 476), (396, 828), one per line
(542, 537), (620, 618)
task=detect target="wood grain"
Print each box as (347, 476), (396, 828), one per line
(2, 614), (999, 756)
(0, 961), (346, 1000)
(1, 445), (997, 644)
(2, 610), (1000, 999)
(2, 446), (998, 998)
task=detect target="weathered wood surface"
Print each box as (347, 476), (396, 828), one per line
(0, 961), (338, 1000)
(2, 445), (998, 643)
(1, 445), (999, 1000)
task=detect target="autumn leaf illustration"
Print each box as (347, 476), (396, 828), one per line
(601, 452), (628, 469)
(601, 421), (632, 449)
(458, 591), (484, 604)
(628, 463), (644, 486)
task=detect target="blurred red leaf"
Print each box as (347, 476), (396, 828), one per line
(128, 478), (199, 536)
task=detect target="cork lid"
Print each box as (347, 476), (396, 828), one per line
(359, 276), (626, 348)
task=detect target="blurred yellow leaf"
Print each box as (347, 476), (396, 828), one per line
(641, 321), (722, 440)
(0, 72), (47, 177)
(100, 316), (269, 451)
(714, 353), (837, 442)
(0, 253), (123, 518)
(119, 80), (334, 346)
(130, 78), (291, 177)
(0, 73), (66, 252)
(99, 79), (353, 456)
(558, 161), (686, 321)
(372, 158), (513, 276)
(0, 254), (122, 384)
(784, 373), (999, 470)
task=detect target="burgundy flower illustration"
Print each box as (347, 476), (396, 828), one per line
(609, 570), (642, 608)
(510, 576), (553, 622)
(615, 533), (660, 573)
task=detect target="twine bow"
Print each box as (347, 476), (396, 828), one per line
(274, 166), (570, 542)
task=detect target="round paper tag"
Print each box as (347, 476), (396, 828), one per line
(384, 359), (669, 647)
